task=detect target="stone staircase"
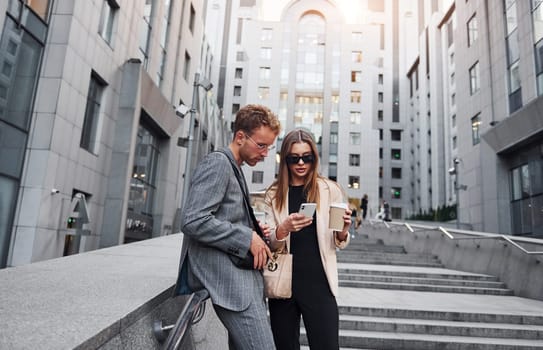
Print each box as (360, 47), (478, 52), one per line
(300, 232), (543, 349)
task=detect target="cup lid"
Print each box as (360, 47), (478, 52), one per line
(330, 202), (347, 209)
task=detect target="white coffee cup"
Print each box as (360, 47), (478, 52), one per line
(329, 203), (347, 231)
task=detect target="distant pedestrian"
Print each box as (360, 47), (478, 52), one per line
(360, 194), (368, 220)
(383, 200), (391, 222)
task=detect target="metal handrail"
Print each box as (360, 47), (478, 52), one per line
(153, 289), (210, 349)
(368, 219), (543, 256)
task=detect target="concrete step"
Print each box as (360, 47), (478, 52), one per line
(337, 257), (444, 267)
(337, 306), (543, 325)
(330, 329), (543, 350)
(339, 314), (543, 339)
(344, 243), (406, 254)
(338, 280), (514, 295)
(339, 272), (507, 288)
(339, 251), (440, 261)
(338, 267), (500, 282)
(300, 329), (543, 350)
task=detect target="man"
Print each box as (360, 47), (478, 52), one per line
(174, 104), (280, 349)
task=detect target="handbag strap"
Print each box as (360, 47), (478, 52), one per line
(216, 149), (264, 238)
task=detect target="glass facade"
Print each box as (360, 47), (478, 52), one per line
(293, 13), (325, 143)
(510, 158), (543, 235)
(0, 3), (48, 267)
(125, 120), (160, 243)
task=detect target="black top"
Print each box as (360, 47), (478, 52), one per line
(288, 185), (330, 295)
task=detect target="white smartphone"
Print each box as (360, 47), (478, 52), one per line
(298, 203), (316, 218)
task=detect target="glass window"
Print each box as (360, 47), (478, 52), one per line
(378, 110), (383, 121)
(505, 0), (518, 35)
(506, 30), (520, 65)
(521, 164), (531, 197)
(126, 121), (160, 242)
(0, 176), (19, 267)
(27, 0), (51, 20)
(350, 91), (361, 103)
(349, 132), (360, 145)
(391, 129), (402, 141)
(157, 0), (172, 85)
(349, 154), (360, 166)
(471, 113), (481, 145)
(258, 87), (269, 100)
(0, 121), (27, 178)
(351, 71), (362, 82)
(98, 0), (119, 44)
(261, 28), (273, 41)
(469, 61), (480, 94)
(391, 149), (401, 160)
(350, 111), (361, 124)
(259, 67), (271, 80)
(235, 68), (243, 79)
(348, 176), (360, 189)
(252, 170), (264, 184)
(234, 86), (241, 96)
(352, 32), (362, 41)
(81, 73), (106, 153)
(189, 3), (195, 33)
(260, 47), (271, 60)
(535, 39), (543, 95)
(378, 74), (383, 84)
(392, 167), (402, 179)
(378, 92), (384, 102)
(139, 0), (155, 67)
(351, 51), (362, 63)
(0, 18), (43, 131)
(533, 0), (543, 42)
(183, 51), (191, 81)
(467, 14), (478, 46)
(392, 187), (402, 198)
(509, 60), (521, 92)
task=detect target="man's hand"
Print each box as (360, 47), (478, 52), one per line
(250, 231), (273, 270)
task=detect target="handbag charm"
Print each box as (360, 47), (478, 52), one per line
(267, 253), (279, 272)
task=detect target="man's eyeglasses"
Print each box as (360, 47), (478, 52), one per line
(245, 133), (275, 151)
(285, 154), (315, 164)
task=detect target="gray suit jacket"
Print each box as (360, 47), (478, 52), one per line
(173, 148), (263, 311)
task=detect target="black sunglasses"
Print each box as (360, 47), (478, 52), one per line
(285, 154), (315, 164)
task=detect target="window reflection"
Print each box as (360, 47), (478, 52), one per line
(27, 0), (51, 21)
(126, 122), (160, 242)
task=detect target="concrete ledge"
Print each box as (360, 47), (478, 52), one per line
(0, 234), (226, 349)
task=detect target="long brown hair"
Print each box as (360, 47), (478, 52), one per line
(267, 128), (324, 212)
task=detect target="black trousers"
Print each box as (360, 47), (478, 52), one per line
(268, 289), (340, 350)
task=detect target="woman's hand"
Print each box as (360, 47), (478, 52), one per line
(259, 221), (271, 242)
(336, 208), (352, 241)
(276, 213), (313, 240)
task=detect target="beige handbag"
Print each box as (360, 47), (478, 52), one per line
(263, 245), (292, 299)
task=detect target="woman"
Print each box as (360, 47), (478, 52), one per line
(263, 129), (351, 350)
